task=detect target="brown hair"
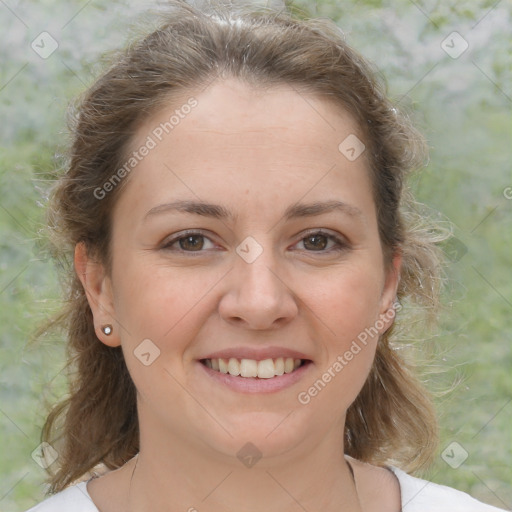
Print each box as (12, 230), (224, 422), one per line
(42, 1), (445, 493)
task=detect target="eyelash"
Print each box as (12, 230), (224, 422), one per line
(161, 229), (349, 255)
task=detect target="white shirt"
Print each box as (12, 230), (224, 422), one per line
(26, 466), (508, 511)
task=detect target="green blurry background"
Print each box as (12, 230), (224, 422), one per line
(0, 0), (510, 510)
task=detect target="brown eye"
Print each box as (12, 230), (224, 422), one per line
(162, 232), (216, 252)
(178, 235), (205, 251)
(303, 234), (329, 251)
(293, 230), (348, 254)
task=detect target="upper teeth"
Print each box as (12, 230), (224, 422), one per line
(204, 357), (302, 378)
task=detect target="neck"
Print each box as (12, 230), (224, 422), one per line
(126, 416), (362, 512)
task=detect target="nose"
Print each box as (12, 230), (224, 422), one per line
(218, 249), (299, 331)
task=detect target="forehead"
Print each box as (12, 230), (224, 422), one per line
(116, 78), (374, 222)
(148, 79), (363, 152)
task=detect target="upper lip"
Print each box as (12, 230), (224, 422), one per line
(200, 346), (311, 361)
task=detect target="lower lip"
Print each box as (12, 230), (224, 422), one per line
(197, 360), (313, 393)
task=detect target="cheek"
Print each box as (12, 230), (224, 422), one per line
(309, 263), (384, 340)
(111, 255), (224, 351)
(112, 259), (223, 408)
(302, 265), (384, 401)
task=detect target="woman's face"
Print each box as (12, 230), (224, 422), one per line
(80, 79), (399, 462)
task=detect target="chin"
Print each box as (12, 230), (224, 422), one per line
(203, 410), (311, 462)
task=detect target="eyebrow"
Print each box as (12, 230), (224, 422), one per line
(145, 200), (235, 221)
(144, 199), (362, 222)
(283, 200), (362, 220)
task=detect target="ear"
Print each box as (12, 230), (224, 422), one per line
(74, 242), (121, 347)
(377, 252), (402, 334)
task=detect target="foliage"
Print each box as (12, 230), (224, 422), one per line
(0, 0), (510, 510)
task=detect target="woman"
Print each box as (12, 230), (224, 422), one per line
(27, 2), (506, 511)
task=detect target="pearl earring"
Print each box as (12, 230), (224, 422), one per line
(101, 325), (113, 335)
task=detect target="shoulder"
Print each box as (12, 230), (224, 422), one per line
(389, 466), (508, 512)
(25, 481), (99, 512)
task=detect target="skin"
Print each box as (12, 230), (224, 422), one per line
(76, 79), (402, 512)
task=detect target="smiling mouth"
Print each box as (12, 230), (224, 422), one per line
(200, 357), (309, 379)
